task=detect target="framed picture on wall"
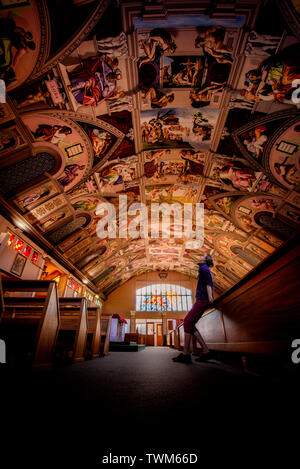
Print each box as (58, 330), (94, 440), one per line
(11, 253), (27, 277)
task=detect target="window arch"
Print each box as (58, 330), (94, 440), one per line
(136, 284), (193, 312)
(0, 152), (59, 195)
(230, 246), (261, 266)
(254, 212), (296, 240)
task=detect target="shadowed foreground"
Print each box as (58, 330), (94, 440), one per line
(1, 348), (298, 467)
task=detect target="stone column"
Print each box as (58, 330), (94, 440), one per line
(58, 274), (68, 297)
(162, 312), (168, 346)
(130, 311), (136, 333)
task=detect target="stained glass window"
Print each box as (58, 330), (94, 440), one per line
(136, 284), (193, 312)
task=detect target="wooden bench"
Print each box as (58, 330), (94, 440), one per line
(166, 332), (170, 347)
(173, 327), (180, 350)
(125, 332), (138, 343)
(0, 279), (60, 370)
(169, 330), (175, 347)
(172, 322), (199, 354)
(177, 323), (184, 351)
(194, 233), (300, 355)
(124, 332), (145, 344)
(55, 298), (88, 364)
(86, 306), (101, 359)
(100, 315), (112, 356)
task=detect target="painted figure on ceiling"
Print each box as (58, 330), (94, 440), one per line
(143, 87), (175, 108)
(245, 31), (282, 56)
(106, 91), (133, 113)
(284, 208), (300, 223)
(243, 126), (268, 160)
(274, 157), (300, 186)
(215, 196), (233, 214)
(39, 211), (66, 229)
(241, 44), (300, 104)
(72, 200), (98, 212)
(16, 86), (51, 108)
(87, 128), (113, 159)
(97, 32), (128, 57)
(99, 161), (136, 188)
(0, 133), (15, 152)
(190, 83), (225, 108)
(192, 112), (212, 141)
(251, 199), (277, 210)
(142, 119), (163, 145)
(57, 164), (85, 187)
(163, 56), (204, 89)
(138, 28), (177, 68)
(229, 90), (254, 109)
(195, 26), (233, 64)
(215, 161), (256, 190)
(180, 149), (206, 163)
(138, 28), (177, 94)
(21, 188), (51, 208)
(0, 17), (36, 86)
(189, 48), (231, 107)
(68, 55), (122, 107)
(173, 57), (202, 87)
(32, 124), (72, 144)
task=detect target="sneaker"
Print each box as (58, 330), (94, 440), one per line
(195, 352), (213, 362)
(172, 353), (192, 363)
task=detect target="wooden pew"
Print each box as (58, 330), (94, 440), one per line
(124, 332), (145, 344)
(166, 332), (171, 347)
(170, 330), (175, 348)
(178, 323), (184, 351)
(176, 322), (198, 353)
(194, 233), (300, 355)
(86, 306), (101, 359)
(100, 315), (112, 356)
(174, 326), (180, 350)
(55, 298), (88, 363)
(0, 280), (60, 370)
(125, 332), (138, 343)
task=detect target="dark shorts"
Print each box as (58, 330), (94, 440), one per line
(183, 299), (210, 334)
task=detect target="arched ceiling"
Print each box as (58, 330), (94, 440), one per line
(0, 0), (299, 297)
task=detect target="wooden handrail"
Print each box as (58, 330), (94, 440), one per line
(0, 278), (61, 369)
(100, 315), (112, 356)
(58, 297), (88, 363)
(87, 306), (101, 358)
(204, 232), (300, 315)
(194, 232), (300, 354)
(2, 279), (58, 292)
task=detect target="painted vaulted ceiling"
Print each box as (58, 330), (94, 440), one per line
(0, 0), (299, 297)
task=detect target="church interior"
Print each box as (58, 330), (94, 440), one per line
(0, 0), (299, 465)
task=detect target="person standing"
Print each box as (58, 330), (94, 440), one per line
(173, 254), (214, 363)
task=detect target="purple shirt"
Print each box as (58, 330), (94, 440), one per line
(196, 263), (214, 301)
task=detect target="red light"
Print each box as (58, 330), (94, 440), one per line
(24, 246), (31, 258)
(7, 234), (15, 246)
(31, 251), (39, 264)
(14, 239), (24, 252)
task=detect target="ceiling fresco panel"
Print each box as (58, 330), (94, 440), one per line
(0, 0), (299, 296)
(0, 0), (50, 91)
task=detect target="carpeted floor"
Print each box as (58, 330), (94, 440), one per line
(1, 347), (298, 467)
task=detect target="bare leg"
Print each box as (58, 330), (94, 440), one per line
(183, 332), (192, 354)
(192, 336), (198, 354)
(194, 330), (209, 354)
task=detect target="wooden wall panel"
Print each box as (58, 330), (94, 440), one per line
(196, 310), (225, 343)
(194, 235), (300, 354)
(222, 258), (300, 343)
